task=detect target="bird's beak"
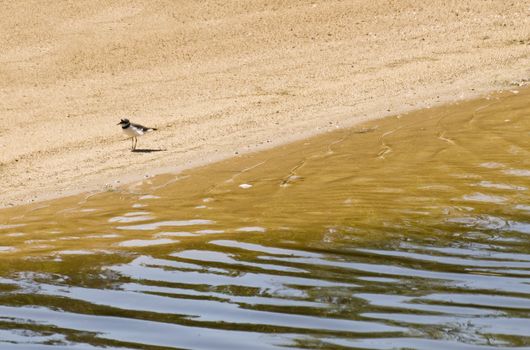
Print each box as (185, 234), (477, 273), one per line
(117, 122), (122, 125)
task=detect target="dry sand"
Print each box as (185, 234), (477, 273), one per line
(0, 0), (529, 208)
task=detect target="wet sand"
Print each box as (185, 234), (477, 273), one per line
(2, 86), (529, 258)
(1, 0), (529, 208)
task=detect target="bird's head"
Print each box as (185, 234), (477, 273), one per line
(117, 118), (130, 125)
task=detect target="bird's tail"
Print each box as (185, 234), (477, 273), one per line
(149, 128), (158, 131)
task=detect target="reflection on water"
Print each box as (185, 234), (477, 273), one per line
(0, 88), (529, 349)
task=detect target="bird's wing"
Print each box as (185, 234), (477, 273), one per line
(130, 122), (152, 132)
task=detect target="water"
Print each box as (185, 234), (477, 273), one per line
(0, 89), (529, 349)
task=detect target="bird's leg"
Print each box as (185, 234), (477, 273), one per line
(134, 137), (137, 151)
(131, 138), (134, 150)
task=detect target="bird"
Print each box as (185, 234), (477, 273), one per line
(117, 118), (157, 151)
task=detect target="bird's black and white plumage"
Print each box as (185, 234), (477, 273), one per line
(117, 118), (157, 151)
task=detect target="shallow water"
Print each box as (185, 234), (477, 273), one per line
(0, 88), (529, 349)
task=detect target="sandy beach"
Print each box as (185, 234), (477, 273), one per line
(1, 0), (529, 208)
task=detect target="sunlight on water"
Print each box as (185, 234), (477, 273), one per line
(0, 88), (529, 349)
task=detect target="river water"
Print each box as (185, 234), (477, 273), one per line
(0, 88), (529, 349)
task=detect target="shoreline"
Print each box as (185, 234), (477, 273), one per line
(1, 1), (529, 209)
(1, 84), (527, 210)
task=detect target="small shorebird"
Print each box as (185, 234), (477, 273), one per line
(117, 119), (157, 151)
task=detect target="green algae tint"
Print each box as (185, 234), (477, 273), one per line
(0, 88), (529, 349)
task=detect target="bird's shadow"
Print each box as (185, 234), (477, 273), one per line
(131, 148), (166, 153)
